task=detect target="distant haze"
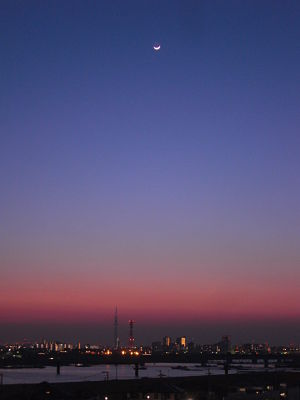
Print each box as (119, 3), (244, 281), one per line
(1, 317), (300, 346)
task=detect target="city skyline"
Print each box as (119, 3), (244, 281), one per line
(1, 1), (300, 344)
(1, 306), (300, 346)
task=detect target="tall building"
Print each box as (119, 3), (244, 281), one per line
(180, 336), (186, 349)
(114, 306), (120, 350)
(163, 336), (171, 348)
(220, 335), (231, 354)
(176, 336), (186, 350)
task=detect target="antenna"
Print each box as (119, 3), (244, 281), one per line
(128, 319), (135, 348)
(114, 306), (120, 350)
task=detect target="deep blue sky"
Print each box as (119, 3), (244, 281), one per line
(1, 1), (300, 344)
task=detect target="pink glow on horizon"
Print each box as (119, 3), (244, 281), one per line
(1, 274), (299, 323)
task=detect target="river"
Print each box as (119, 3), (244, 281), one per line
(0, 362), (272, 385)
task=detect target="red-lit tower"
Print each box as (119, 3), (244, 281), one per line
(128, 319), (135, 348)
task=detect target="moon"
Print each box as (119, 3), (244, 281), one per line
(153, 44), (161, 51)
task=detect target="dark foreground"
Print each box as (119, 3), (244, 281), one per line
(1, 371), (300, 400)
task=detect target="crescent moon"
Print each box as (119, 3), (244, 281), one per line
(153, 44), (161, 51)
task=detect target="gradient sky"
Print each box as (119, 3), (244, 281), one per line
(1, 0), (300, 345)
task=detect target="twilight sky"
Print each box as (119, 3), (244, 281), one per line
(1, 0), (300, 345)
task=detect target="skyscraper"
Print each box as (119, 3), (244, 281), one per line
(220, 335), (231, 354)
(163, 336), (171, 348)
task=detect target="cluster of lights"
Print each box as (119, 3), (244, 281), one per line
(2, 340), (300, 359)
(120, 350), (139, 356)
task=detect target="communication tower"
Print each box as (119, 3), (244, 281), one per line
(114, 306), (120, 350)
(128, 319), (135, 348)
